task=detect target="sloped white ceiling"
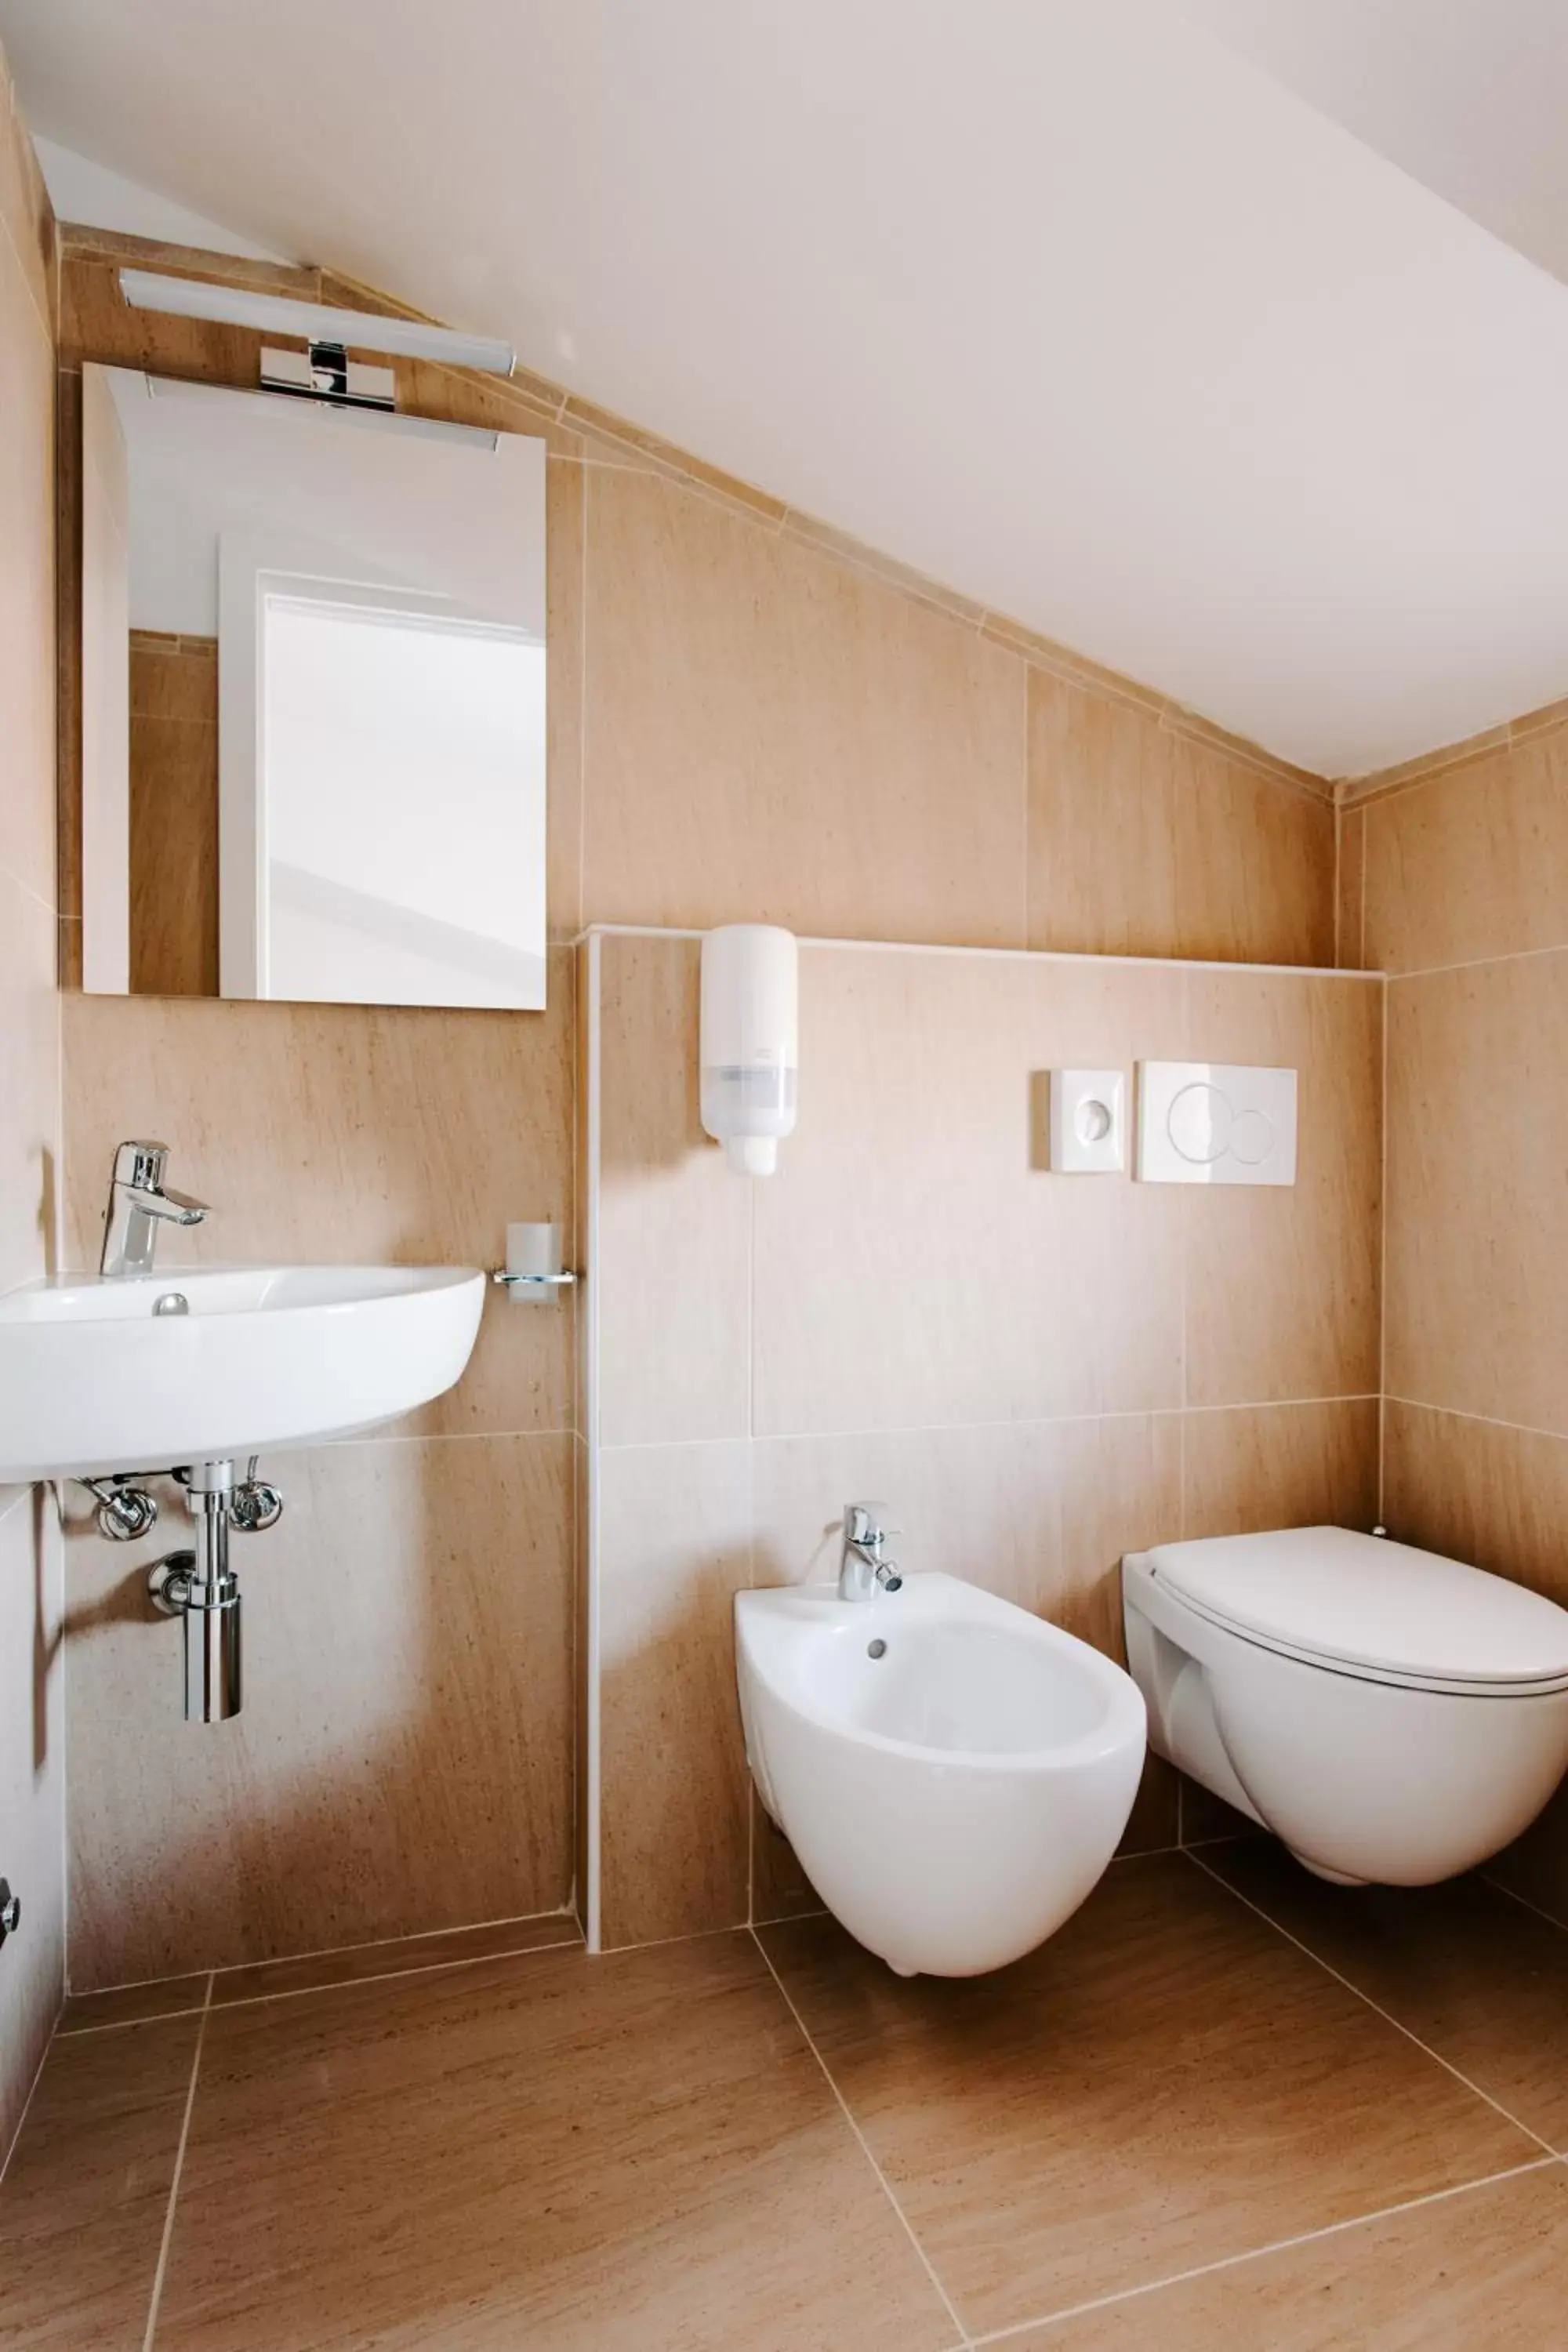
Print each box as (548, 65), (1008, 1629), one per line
(1181, 0), (1568, 292)
(9, 0), (1568, 776)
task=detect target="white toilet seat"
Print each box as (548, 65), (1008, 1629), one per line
(1144, 1524), (1568, 1697)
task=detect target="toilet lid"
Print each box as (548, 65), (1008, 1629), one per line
(1144, 1525), (1568, 1691)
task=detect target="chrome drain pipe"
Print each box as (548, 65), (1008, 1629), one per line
(149, 1459), (242, 1722)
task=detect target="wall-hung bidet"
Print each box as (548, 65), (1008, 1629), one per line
(1124, 1526), (1568, 1885)
(736, 1509), (1146, 1976)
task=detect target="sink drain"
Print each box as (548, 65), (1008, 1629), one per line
(867, 1638), (887, 1659)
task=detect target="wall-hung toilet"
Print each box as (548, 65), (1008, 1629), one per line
(1124, 1526), (1568, 1886)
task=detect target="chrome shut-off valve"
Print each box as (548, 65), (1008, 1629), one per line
(229, 1457), (284, 1534)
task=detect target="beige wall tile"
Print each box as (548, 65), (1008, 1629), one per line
(128, 696), (220, 996)
(0, 1488), (64, 2158)
(1386, 955), (1568, 1433)
(1383, 1399), (1568, 1606)
(1363, 728), (1568, 976)
(65, 1432), (573, 1988)
(1182, 971), (1382, 1406)
(60, 966), (575, 1439)
(1381, 1396), (1568, 1928)
(1182, 1398), (1380, 1540)
(752, 947), (1189, 1436)
(1026, 671), (1334, 966)
(546, 456), (586, 939)
(751, 1421), (1062, 1610)
(582, 467), (1029, 946)
(0, 55), (52, 339)
(1336, 803), (1365, 967)
(597, 934), (750, 1446)
(0, 200), (55, 913)
(1025, 676), (1178, 955)
(0, 875), (61, 1298)
(1055, 1412), (1184, 1657)
(597, 1441), (753, 1947)
(1168, 731), (1335, 968)
(0, 64), (60, 2158)
(749, 1413), (1176, 1651)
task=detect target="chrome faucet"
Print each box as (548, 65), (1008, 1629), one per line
(100, 1141), (209, 1279)
(839, 1501), (904, 1602)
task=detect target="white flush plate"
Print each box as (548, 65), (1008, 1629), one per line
(1048, 1069), (1125, 1173)
(1136, 1062), (1297, 1185)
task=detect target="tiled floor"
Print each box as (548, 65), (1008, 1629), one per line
(7, 1849), (1568, 2348)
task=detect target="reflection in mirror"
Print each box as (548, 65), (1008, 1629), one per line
(79, 364), (547, 1010)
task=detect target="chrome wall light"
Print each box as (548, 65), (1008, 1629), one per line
(118, 268), (516, 414)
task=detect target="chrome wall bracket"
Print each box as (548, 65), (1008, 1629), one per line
(260, 340), (397, 412)
(489, 1268), (578, 1294)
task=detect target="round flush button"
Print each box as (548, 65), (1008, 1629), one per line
(1228, 1108), (1275, 1166)
(1167, 1082), (1232, 1164)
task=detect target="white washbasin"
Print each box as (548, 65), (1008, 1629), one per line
(0, 1264), (485, 1481)
(736, 1573), (1146, 1976)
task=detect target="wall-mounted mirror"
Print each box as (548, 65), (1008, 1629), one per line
(79, 365), (547, 1010)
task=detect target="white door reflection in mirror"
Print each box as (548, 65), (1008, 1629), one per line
(260, 596), (545, 1007)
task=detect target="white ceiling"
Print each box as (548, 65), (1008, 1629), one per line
(10, 0), (1568, 776)
(1181, 0), (1568, 292)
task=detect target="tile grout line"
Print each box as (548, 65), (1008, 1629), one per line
(1185, 1851), (1559, 2157)
(1479, 1871), (1568, 1941)
(1384, 1392), (1568, 1448)
(57, 1929), (589, 2031)
(68, 1903), (582, 2004)
(0, 2015), (58, 2187)
(1387, 938), (1568, 983)
(965, 2155), (1563, 2346)
(595, 1395), (1385, 1459)
(749, 1929), (975, 2348)
(140, 1970), (213, 2352)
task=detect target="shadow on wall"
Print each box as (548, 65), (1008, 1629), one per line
(61, 1429), (575, 1992)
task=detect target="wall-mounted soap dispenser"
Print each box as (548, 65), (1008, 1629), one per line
(700, 925), (798, 1174)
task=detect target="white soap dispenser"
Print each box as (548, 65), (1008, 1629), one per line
(700, 925), (799, 1175)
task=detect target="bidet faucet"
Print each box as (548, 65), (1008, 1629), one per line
(839, 1502), (904, 1602)
(100, 1141), (210, 1279)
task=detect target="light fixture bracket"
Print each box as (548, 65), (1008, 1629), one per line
(260, 340), (397, 412)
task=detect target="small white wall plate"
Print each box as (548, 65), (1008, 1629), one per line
(1136, 1063), (1297, 1185)
(1049, 1069), (1126, 1174)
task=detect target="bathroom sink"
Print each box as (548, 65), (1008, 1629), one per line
(0, 1264), (485, 1482)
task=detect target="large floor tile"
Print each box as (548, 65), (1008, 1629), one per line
(0, 2013), (198, 2350)
(154, 1932), (957, 2352)
(1004, 2160), (1568, 2350)
(760, 1853), (1534, 2336)
(1200, 1840), (1568, 2149)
